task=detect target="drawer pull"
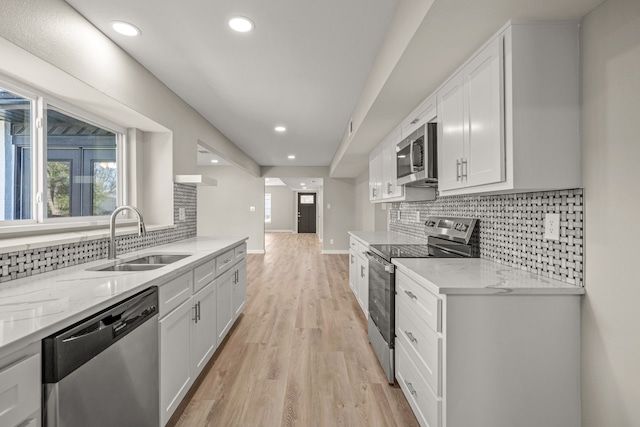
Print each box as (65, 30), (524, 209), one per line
(405, 379), (417, 396)
(404, 290), (417, 300)
(224, 259), (231, 264)
(405, 330), (417, 343)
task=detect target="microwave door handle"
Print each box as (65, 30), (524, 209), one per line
(409, 140), (415, 173)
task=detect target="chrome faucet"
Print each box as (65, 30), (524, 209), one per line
(109, 206), (147, 259)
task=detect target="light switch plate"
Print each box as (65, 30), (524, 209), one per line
(544, 213), (560, 241)
(178, 208), (186, 221)
(416, 211), (421, 223)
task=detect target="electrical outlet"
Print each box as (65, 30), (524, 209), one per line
(178, 208), (186, 221)
(330, 239), (334, 245)
(250, 206), (256, 212)
(416, 211), (421, 223)
(327, 203), (331, 209)
(544, 213), (560, 241)
(397, 211), (401, 221)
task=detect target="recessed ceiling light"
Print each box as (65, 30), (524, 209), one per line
(112, 21), (141, 37)
(275, 126), (286, 132)
(228, 16), (254, 33)
(288, 155), (295, 160)
(265, 178), (270, 181)
(301, 183), (305, 185)
(210, 159), (219, 163)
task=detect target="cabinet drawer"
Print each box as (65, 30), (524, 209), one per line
(234, 244), (247, 261)
(397, 297), (442, 396)
(0, 353), (40, 427)
(193, 259), (215, 293)
(396, 270), (442, 332)
(159, 271), (193, 318)
(350, 237), (359, 250)
(216, 249), (235, 275)
(396, 339), (441, 427)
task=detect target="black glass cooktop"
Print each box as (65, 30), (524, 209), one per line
(369, 244), (433, 260)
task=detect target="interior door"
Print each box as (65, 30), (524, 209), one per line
(297, 193), (316, 233)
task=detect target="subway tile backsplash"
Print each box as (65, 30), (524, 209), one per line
(389, 189), (584, 286)
(0, 183), (197, 283)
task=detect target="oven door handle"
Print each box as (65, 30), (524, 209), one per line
(364, 251), (394, 273)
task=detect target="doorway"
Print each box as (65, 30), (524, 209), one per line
(297, 193), (316, 233)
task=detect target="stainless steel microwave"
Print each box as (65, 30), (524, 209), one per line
(396, 122), (437, 186)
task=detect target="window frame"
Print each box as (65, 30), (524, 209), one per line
(0, 74), (128, 232)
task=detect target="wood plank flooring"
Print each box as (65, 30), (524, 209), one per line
(170, 233), (418, 427)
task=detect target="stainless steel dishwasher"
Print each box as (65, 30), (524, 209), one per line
(42, 287), (159, 427)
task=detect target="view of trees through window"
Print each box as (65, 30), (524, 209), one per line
(0, 84), (120, 222)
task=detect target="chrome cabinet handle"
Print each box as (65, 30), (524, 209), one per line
(404, 290), (417, 300)
(193, 304), (198, 323)
(360, 265), (365, 278)
(351, 254), (355, 264)
(456, 159), (461, 181)
(372, 188), (377, 198)
(224, 259), (231, 264)
(387, 182), (392, 194)
(197, 301), (201, 321)
(461, 158), (468, 180)
(405, 330), (417, 343)
(404, 379), (417, 396)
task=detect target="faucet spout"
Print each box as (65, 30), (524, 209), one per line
(109, 206), (146, 259)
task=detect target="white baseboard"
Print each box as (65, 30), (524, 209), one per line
(321, 250), (349, 255)
(265, 230), (294, 233)
(247, 249), (265, 254)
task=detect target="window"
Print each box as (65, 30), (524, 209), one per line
(1, 78), (124, 227)
(265, 193), (271, 223)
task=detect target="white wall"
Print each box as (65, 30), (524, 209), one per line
(261, 166), (355, 252)
(197, 166), (264, 253)
(581, 0), (640, 425)
(265, 186), (295, 231)
(355, 168), (389, 232)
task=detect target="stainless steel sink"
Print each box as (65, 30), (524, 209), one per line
(124, 254), (191, 265)
(95, 264), (164, 272)
(88, 253), (192, 272)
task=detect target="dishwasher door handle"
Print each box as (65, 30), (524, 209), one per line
(364, 251), (394, 273)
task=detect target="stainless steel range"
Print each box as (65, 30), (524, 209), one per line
(366, 216), (478, 384)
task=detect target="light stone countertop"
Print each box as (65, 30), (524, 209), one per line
(0, 236), (247, 357)
(348, 231), (427, 245)
(393, 258), (585, 296)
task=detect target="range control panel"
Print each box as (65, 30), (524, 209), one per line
(424, 216), (477, 244)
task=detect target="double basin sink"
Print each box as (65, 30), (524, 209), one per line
(89, 254), (192, 272)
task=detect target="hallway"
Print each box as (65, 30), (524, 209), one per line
(171, 232), (418, 426)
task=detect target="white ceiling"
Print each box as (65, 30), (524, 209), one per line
(65, 0), (398, 167)
(65, 0), (605, 175)
(266, 177), (323, 191)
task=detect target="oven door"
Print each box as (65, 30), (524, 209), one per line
(365, 251), (394, 346)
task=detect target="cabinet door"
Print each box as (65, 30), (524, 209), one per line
(382, 134), (403, 199)
(356, 255), (369, 318)
(216, 269), (234, 346)
(437, 72), (465, 191)
(160, 299), (193, 426)
(191, 282), (216, 377)
(369, 148), (382, 202)
(233, 259), (247, 320)
(463, 36), (505, 187)
(349, 249), (357, 294)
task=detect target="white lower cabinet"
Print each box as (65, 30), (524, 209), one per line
(159, 299), (193, 426)
(348, 237), (369, 319)
(191, 282), (217, 374)
(0, 343), (40, 427)
(395, 268), (581, 427)
(216, 268), (234, 346)
(159, 243), (248, 426)
(233, 259), (247, 321)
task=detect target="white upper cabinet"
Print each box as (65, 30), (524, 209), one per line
(437, 72), (465, 192)
(381, 128), (403, 199)
(437, 21), (581, 196)
(368, 145), (383, 202)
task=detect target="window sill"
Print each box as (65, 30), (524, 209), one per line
(0, 223), (176, 254)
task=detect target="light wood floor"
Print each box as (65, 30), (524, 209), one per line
(170, 233), (419, 427)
